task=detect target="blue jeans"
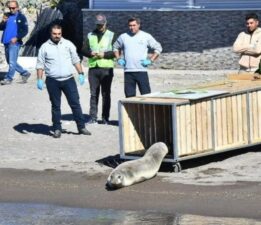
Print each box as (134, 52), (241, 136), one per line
(124, 71), (151, 97)
(4, 43), (28, 81)
(46, 77), (85, 131)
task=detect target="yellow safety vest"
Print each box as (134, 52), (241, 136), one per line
(88, 30), (114, 68)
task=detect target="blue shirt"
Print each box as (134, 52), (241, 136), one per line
(2, 13), (18, 44)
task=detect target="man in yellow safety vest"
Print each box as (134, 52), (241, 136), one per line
(82, 14), (115, 124)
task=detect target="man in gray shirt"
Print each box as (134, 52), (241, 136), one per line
(36, 24), (91, 138)
(114, 16), (162, 97)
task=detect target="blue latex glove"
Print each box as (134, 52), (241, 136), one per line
(141, 59), (152, 67)
(78, 73), (85, 85)
(117, 58), (126, 67)
(37, 79), (44, 90)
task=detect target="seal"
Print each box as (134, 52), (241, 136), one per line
(106, 142), (168, 189)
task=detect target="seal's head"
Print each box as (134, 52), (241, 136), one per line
(106, 171), (124, 189)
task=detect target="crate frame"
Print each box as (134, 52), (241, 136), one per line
(118, 86), (261, 164)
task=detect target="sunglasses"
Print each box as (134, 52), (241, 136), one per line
(9, 7), (16, 10)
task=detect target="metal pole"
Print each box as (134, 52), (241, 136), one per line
(187, 0), (195, 8)
(89, 0), (93, 9)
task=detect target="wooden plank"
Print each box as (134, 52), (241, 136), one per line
(226, 96), (233, 145)
(206, 100), (212, 149)
(143, 104), (149, 149)
(241, 94), (248, 143)
(201, 101), (208, 150)
(185, 104), (192, 154)
(221, 97), (228, 145)
(128, 103), (137, 153)
(248, 92), (254, 141)
(231, 95), (238, 143)
(237, 95), (243, 143)
(227, 73), (258, 80)
(215, 98), (222, 148)
(148, 105), (154, 145)
(196, 102), (203, 151)
(181, 105), (188, 155)
(190, 103), (197, 153)
(252, 91), (258, 141)
(154, 105), (164, 143)
(176, 106), (181, 156)
(180, 105), (187, 155)
(168, 106), (172, 151)
(136, 104), (145, 151)
(123, 103), (131, 153)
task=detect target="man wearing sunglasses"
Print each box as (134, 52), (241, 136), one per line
(0, 1), (31, 85)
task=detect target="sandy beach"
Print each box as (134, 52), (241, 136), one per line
(0, 64), (261, 220)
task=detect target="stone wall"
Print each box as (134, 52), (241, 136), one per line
(82, 9), (261, 70)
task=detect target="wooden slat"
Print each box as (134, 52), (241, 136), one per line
(176, 106), (181, 155)
(196, 102), (203, 151)
(226, 96), (233, 144)
(207, 100), (212, 149)
(180, 105), (187, 155)
(227, 73), (259, 80)
(136, 104), (145, 151)
(237, 95), (243, 142)
(122, 104), (131, 153)
(201, 101), (208, 150)
(155, 105), (164, 143)
(241, 94), (248, 143)
(215, 98), (222, 148)
(221, 97), (228, 145)
(129, 103), (137, 152)
(185, 104), (192, 154)
(231, 95), (238, 143)
(190, 103), (197, 153)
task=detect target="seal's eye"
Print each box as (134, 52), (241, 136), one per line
(117, 175), (121, 179)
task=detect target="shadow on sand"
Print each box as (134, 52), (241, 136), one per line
(96, 145), (261, 173)
(13, 123), (52, 136)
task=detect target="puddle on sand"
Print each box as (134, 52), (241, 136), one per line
(0, 203), (260, 225)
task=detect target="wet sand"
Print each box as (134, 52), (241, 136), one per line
(0, 168), (260, 220)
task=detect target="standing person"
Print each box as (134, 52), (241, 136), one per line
(233, 13), (261, 73)
(113, 16), (162, 97)
(0, 1), (31, 85)
(82, 14), (115, 124)
(36, 24), (91, 138)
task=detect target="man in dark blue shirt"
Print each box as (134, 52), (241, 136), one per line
(0, 1), (30, 85)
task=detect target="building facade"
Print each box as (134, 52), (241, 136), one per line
(83, 9), (261, 70)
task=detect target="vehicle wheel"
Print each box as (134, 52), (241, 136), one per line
(173, 162), (182, 172)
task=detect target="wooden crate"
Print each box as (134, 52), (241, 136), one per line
(118, 79), (261, 163)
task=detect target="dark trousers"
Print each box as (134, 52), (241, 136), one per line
(124, 71), (151, 97)
(88, 68), (113, 120)
(46, 77), (85, 131)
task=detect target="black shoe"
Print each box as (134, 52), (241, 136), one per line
(53, 130), (61, 138)
(87, 118), (98, 124)
(102, 118), (109, 125)
(22, 72), (31, 83)
(79, 128), (91, 135)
